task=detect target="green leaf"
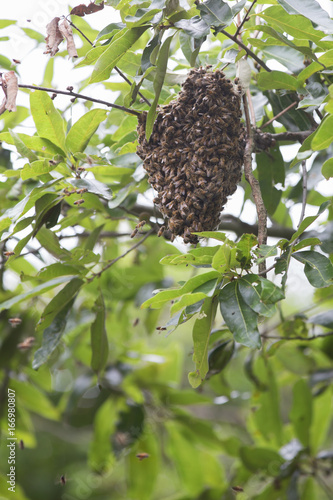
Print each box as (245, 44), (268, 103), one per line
(188, 297), (218, 388)
(170, 292), (209, 315)
(238, 276), (276, 318)
(91, 292), (109, 374)
(141, 270), (220, 309)
(125, 0), (163, 27)
(67, 178), (112, 200)
(259, 6), (327, 45)
(89, 399), (116, 472)
(257, 71), (300, 91)
(308, 310), (333, 329)
(219, 281), (261, 348)
(207, 339), (234, 377)
(0, 131), (65, 157)
(9, 129), (38, 163)
(250, 360), (283, 447)
(192, 231), (227, 242)
(289, 202), (330, 243)
(293, 238), (322, 251)
(66, 109), (107, 153)
(236, 233), (257, 268)
(311, 115), (333, 150)
(0, 276), (74, 312)
(174, 16), (210, 39)
(277, 0), (333, 31)
(10, 379), (59, 420)
(32, 298), (76, 370)
(30, 91), (66, 154)
(20, 160), (54, 180)
(0, 20), (16, 29)
(38, 278), (84, 332)
(240, 446), (284, 474)
(146, 35), (174, 140)
(197, 0), (233, 28)
(289, 379), (312, 447)
(35, 227), (71, 260)
(322, 158), (333, 180)
(90, 26), (148, 83)
(310, 387), (332, 452)
(292, 251), (333, 288)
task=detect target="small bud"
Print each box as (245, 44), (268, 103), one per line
(66, 86), (74, 92)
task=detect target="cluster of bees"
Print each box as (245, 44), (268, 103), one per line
(137, 67), (245, 244)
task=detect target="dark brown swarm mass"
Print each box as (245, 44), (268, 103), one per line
(137, 67), (245, 244)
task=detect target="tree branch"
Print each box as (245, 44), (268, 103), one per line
(261, 331), (333, 341)
(235, 0), (257, 38)
(88, 228), (154, 281)
(260, 101), (298, 129)
(69, 20), (151, 107)
(242, 94), (267, 274)
(17, 84), (141, 117)
(220, 28), (271, 72)
(297, 161), (308, 233)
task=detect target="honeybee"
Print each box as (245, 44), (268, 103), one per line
(9, 318), (22, 327)
(4, 251), (15, 258)
(136, 453), (150, 461)
(74, 199), (85, 206)
(17, 337), (35, 350)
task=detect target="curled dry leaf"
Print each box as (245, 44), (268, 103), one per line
(0, 71), (18, 115)
(70, 1), (104, 17)
(59, 19), (78, 58)
(44, 17), (63, 57)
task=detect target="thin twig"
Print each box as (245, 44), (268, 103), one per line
(242, 94), (267, 275)
(268, 130), (313, 143)
(297, 161), (308, 232)
(257, 262), (276, 275)
(260, 101), (298, 129)
(18, 84), (141, 117)
(88, 228), (154, 281)
(220, 29), (271, 72)
(69, 20), (151, 107)
(261, 331), (333, 341)
(235, 0), (257, 38)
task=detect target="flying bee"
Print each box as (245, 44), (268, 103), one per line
(17, 337), (35, 350)
(74, 199), (85, 206)
(4, 251), (15, 258)
(9, 318), (22, 327)
(76, 188), (88, 194)
(136, 453), (150, 461)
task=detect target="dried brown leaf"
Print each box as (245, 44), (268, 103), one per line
(59, 19), (78, 58)
(0, 71), (18, 115)
(44, 17), (63, 57)
(70, 2), (104, 17)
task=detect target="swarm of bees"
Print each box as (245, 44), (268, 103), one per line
(137, 67), (245, 244)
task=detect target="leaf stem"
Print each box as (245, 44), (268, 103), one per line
(18, 84), (141, 117)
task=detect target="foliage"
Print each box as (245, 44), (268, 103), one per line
(0, 0), (333, 499)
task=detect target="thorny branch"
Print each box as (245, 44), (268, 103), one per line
(17, 84), (141, 117)
(88, 228), (154, 281)
(242, 93), (267, 275)
(69, 20), (151, 107)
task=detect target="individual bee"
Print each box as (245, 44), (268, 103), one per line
(74, 199), (85, 206)
(17, 337), (35, 350)
(136, 453), (150, 461)
(76, 188), (88, 194)
(156, 326), (167, 331)
(9, 318), (22, 327)
(157, 226), (165, 237)
(4, 251), (15, 258)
